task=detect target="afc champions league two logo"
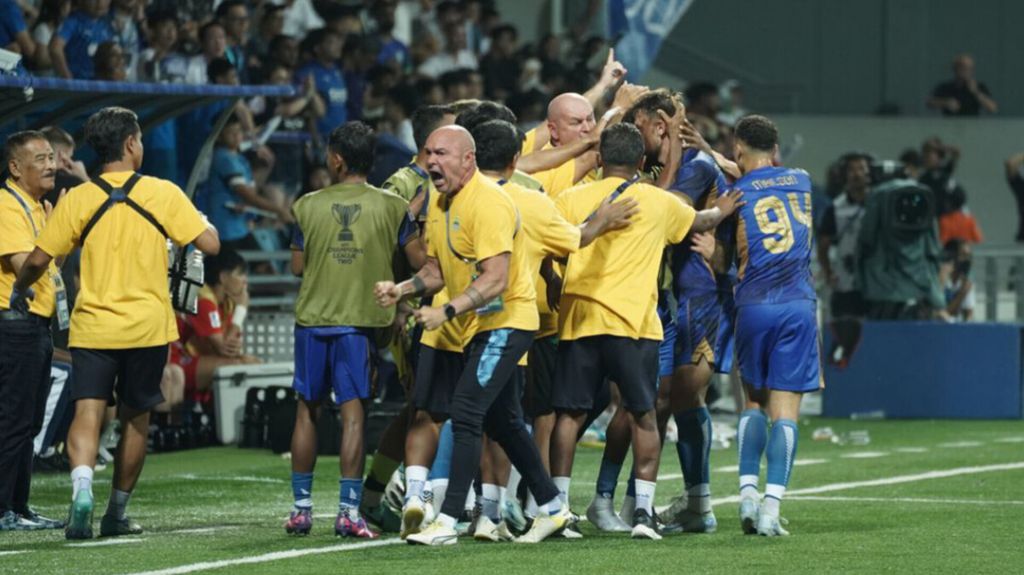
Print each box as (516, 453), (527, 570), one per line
(332, 203), (361, 242)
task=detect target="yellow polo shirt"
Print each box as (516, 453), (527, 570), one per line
(497, 178), (581, 339)
(554, 177), (696, 341)
(35, 171), (208, 349)
(424, 170), (538, 334)
(0, 180), (58, 317)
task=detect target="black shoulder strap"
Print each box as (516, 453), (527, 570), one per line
(80, 173), (168, 245)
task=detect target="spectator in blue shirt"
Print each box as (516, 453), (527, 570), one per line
(369, 0), (409, 71)
(295, 29), (347, 139)
(49, 0), (116, 79)
(0, 0), (35, 62)
(215, 0), (249, 81)
(203, 117), (292, 252)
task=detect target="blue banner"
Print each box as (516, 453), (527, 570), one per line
(609, 0), (695, 82)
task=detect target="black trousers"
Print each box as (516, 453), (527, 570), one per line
(0, 313), (53, 513)
(440, 328), (560, 519)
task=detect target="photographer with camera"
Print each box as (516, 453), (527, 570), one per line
(818, 154), (871, 319)
(940, 239), (975, 322)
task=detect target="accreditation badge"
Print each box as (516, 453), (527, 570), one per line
(52, 270), (70, 331)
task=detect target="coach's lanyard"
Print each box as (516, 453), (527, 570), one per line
(2, 181), (70, 329)
(585, 175), (638, 223)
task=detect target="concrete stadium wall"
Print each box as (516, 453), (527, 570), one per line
(771, 115), (1024, 244)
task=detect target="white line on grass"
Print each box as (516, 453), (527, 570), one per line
(707, 461), (1024, 506)
(171, 474), (286, 484)
(786, 495), (1024, 506)
(937, 441), (984, 448)
(166, 527), (239, 535)
(893, 447), (930, 453)
(840, 451), (889, 459)
(994, 437), (1024, 443)
(124, 538), (401, 575)
(710, 458), (829, 474)
(0, 550), (30, 557)
(67, 538), (145, 548)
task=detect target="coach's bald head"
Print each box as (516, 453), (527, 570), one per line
(547, 93), (596, 147)
(424, 125), (477, 195)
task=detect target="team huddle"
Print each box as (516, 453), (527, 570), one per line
(282, 75), (823, 545)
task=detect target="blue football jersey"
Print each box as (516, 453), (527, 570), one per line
(734, 166), (816, 306)
(671, 149), (731, 294)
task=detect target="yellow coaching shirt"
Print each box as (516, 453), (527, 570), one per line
(424, 170), (538, 334)
(521, 128), (538, 156)
(35, 171), (209, 349)
(555, 177), (696, 341)
(0, 179), (59, 317)
(496, 178), (581, 339)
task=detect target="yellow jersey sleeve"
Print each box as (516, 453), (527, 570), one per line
(35, 188), (82, 258)
(537, 194), (581, 258)
(159, 181), (209, 246)
(521, 128), (537, 156)
(665, 193), (697, 245)
(532, 157), (577, 199)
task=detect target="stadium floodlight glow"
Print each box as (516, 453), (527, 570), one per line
(0, 48), (22, 73)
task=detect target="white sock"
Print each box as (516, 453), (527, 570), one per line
(106, 489), (131, 520)
(436, 513), (457, 529)
(481, 483), (501, 522)
(763, 484), (785, 516)
(405, 465), (429, 501)
(634, 479), (656, 514)
(498, 486), (508, 508)
(524, 491), (538, 518)
(686, 483), (712, 514)
(506, 467), (522, 498)
(71, 465), (93, 499)
(464, 484), (477, 511)
(552, 476), (571, 505)
(430, 479), (448, 511)
(739, 474), (759, 500)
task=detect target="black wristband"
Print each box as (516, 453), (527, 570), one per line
(443, 303), (457, 321)
(411, 275), (426, 296)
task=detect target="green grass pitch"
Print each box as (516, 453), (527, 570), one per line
(3, 418), (1022, 574)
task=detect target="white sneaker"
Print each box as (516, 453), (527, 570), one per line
(406, 520), (459, 546)
(473, 515), (513, 542)
(515, 504), (571, 544)
(586, 496), (631, 532)
(630, 508), (663, 541)
(400, 496), (426, 539)
(756, 512), (790, 537)
(739, 496), (760, 535)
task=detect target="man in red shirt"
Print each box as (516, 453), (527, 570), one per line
(169, 249), (260, 408)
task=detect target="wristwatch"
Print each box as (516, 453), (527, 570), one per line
(443, 303), (457, 321)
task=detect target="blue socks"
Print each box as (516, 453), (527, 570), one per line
(292, 472), (313, 510)
(339, 477), (362, 512)
(737, 408), (768, 498)
(675, 407), (712, 489)
(761, 413), (798, 511)
(429, 420), (454, 482)
(595, 457), (623, 499)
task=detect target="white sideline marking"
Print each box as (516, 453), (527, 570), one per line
(937, 441), (983, 448)
(994, 436), (1024, 443)
(710, 458), (828, 474)
(0, 550), (29, 557)
(706, 461), (1024, 506)
(894, 447), (929, 453)
(166, 527), (238, 535)
(840, 451), (889, 459)
(67, 537), (145, 547)
(125, 538), (401, 575)
(171, 474), (286, 484)
(786, 495), (1024, 506)
(133, 461), (1024, 575)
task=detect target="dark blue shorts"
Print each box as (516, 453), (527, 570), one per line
(735, 300), (822, 393)
(293, 326), (373, 404)
(674, 290), (735, 374)
(658, 302), (676, 379)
